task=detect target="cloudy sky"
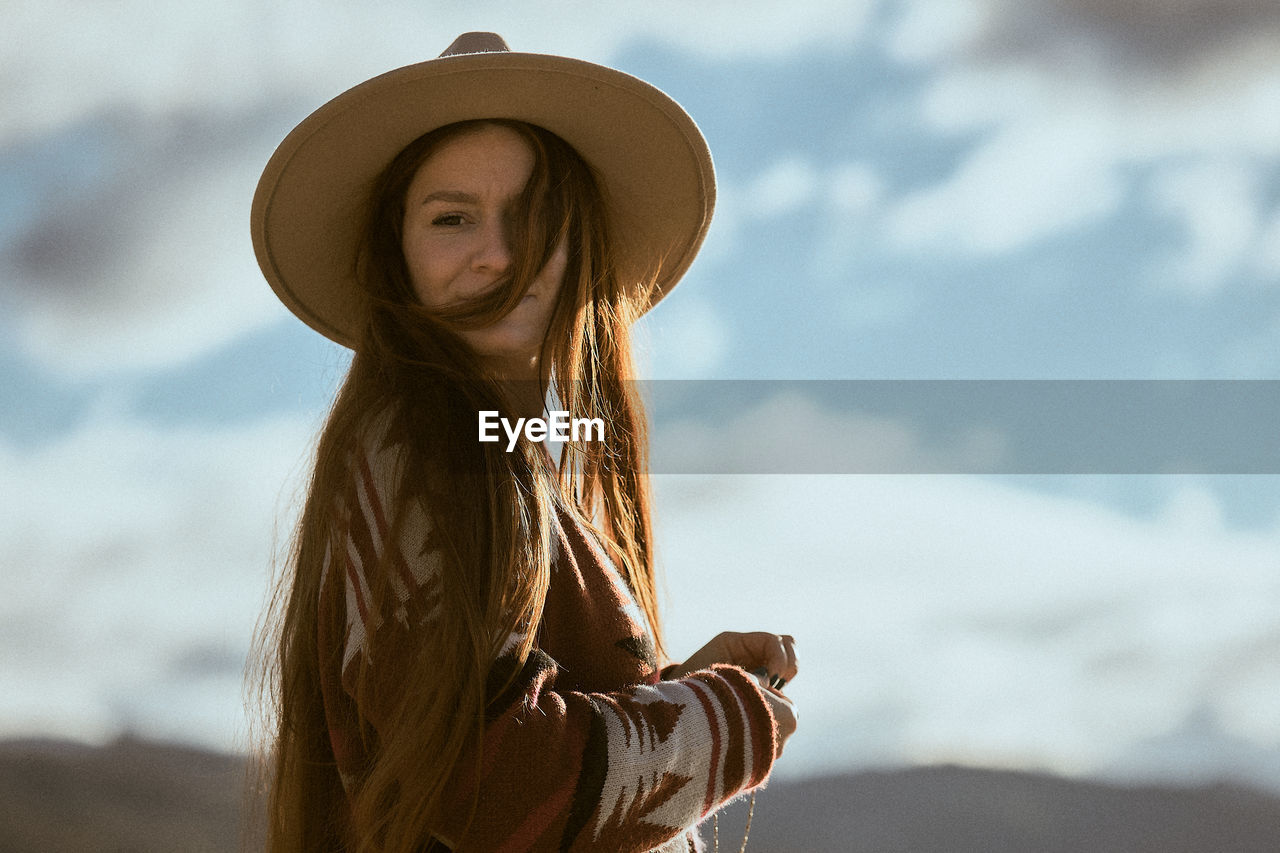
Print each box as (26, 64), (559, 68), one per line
(3, 1), (1279, 791)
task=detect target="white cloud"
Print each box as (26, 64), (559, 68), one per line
(655, 473), (1280, 785)
(642, 294), (731, 377)
(0, 407), (317, 748)
(704, 157), (823, 265)
(880, 0), (1280, 291)
(707, 156), (887, 286)
(1156, 483), (1227, 535)
(828, 161), (886, 216)
(887, 102), (1126, 254)
(1255, 206), (1280, 277)
(741, 158), (821, 220)
(885, 0), (987, 64)
(8, 153), (290, 377)
(604, 0), (878, 60)
(651, 389), (1008, 473)
(3, 1), (875, 146)
(701, 157), (807, 257)
(1147, 160), (1263, 295)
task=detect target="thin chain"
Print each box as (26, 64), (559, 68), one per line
(712, 790), (755, 853)
(740, 790), (755, 852)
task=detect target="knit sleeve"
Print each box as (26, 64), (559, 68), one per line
(318, 430), (777, 852)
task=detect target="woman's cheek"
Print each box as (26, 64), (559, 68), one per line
(406, 255), (450, 307)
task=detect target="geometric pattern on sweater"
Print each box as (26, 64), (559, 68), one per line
(317, 419), (777, 852)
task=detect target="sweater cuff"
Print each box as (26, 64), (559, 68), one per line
(704, 663), (778, 790)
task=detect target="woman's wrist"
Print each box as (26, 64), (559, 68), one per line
(659, 661), (685, 680)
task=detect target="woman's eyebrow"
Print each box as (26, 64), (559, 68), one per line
(419, 189), (480, 205)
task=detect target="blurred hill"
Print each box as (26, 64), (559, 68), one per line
(719, 766), (1280, 853)
(2, 736), (1279, 852)
(0, 736), (254, 852)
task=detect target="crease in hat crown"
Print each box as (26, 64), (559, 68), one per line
(251, 31), (716, 349)
(441, 31), (510, 55)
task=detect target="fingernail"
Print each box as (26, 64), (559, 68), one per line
(748, 667), (768, 680)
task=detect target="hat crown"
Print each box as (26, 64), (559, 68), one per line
(440, 32), (510, 57)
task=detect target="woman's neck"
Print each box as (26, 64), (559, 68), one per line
(498, 379), (546, 421)
(483, 353), (547, 420)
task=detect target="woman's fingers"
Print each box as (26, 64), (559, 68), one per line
(676, 630), (799, 686)
(779, 634), (798, 686)
(760, 687), (797, 758)
(745, 631), (789, 682)
(755, 631), (796, 687)
(733, 631), (794, 687)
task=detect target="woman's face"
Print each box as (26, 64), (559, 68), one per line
(401, 124), (567, 376)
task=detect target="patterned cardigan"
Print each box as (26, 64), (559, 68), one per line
(317, 422), (777, 852)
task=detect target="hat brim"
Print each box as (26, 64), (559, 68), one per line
(251, 50), (716, 349)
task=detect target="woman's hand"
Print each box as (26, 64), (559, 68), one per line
(668, 631), (799, 687)
(760, 686), (797, 758)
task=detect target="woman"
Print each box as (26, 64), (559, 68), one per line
(252, 32), (798, 852)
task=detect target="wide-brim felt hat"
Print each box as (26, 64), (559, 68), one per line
(251, 32), (716, 349)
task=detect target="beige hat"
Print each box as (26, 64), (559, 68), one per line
(251, 32), (715, 349)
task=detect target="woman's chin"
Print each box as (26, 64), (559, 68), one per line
(464, 320), (541, 353)
(461, 339), (538, 379)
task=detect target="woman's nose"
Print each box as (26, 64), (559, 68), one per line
(472, 217), (512, 275)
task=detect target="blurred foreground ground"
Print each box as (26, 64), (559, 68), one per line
(2, 736), (1278, 852)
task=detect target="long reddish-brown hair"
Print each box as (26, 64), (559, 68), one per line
(252, 119), (662, 851)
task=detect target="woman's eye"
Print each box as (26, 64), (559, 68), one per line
(431, 213), (465, 227)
